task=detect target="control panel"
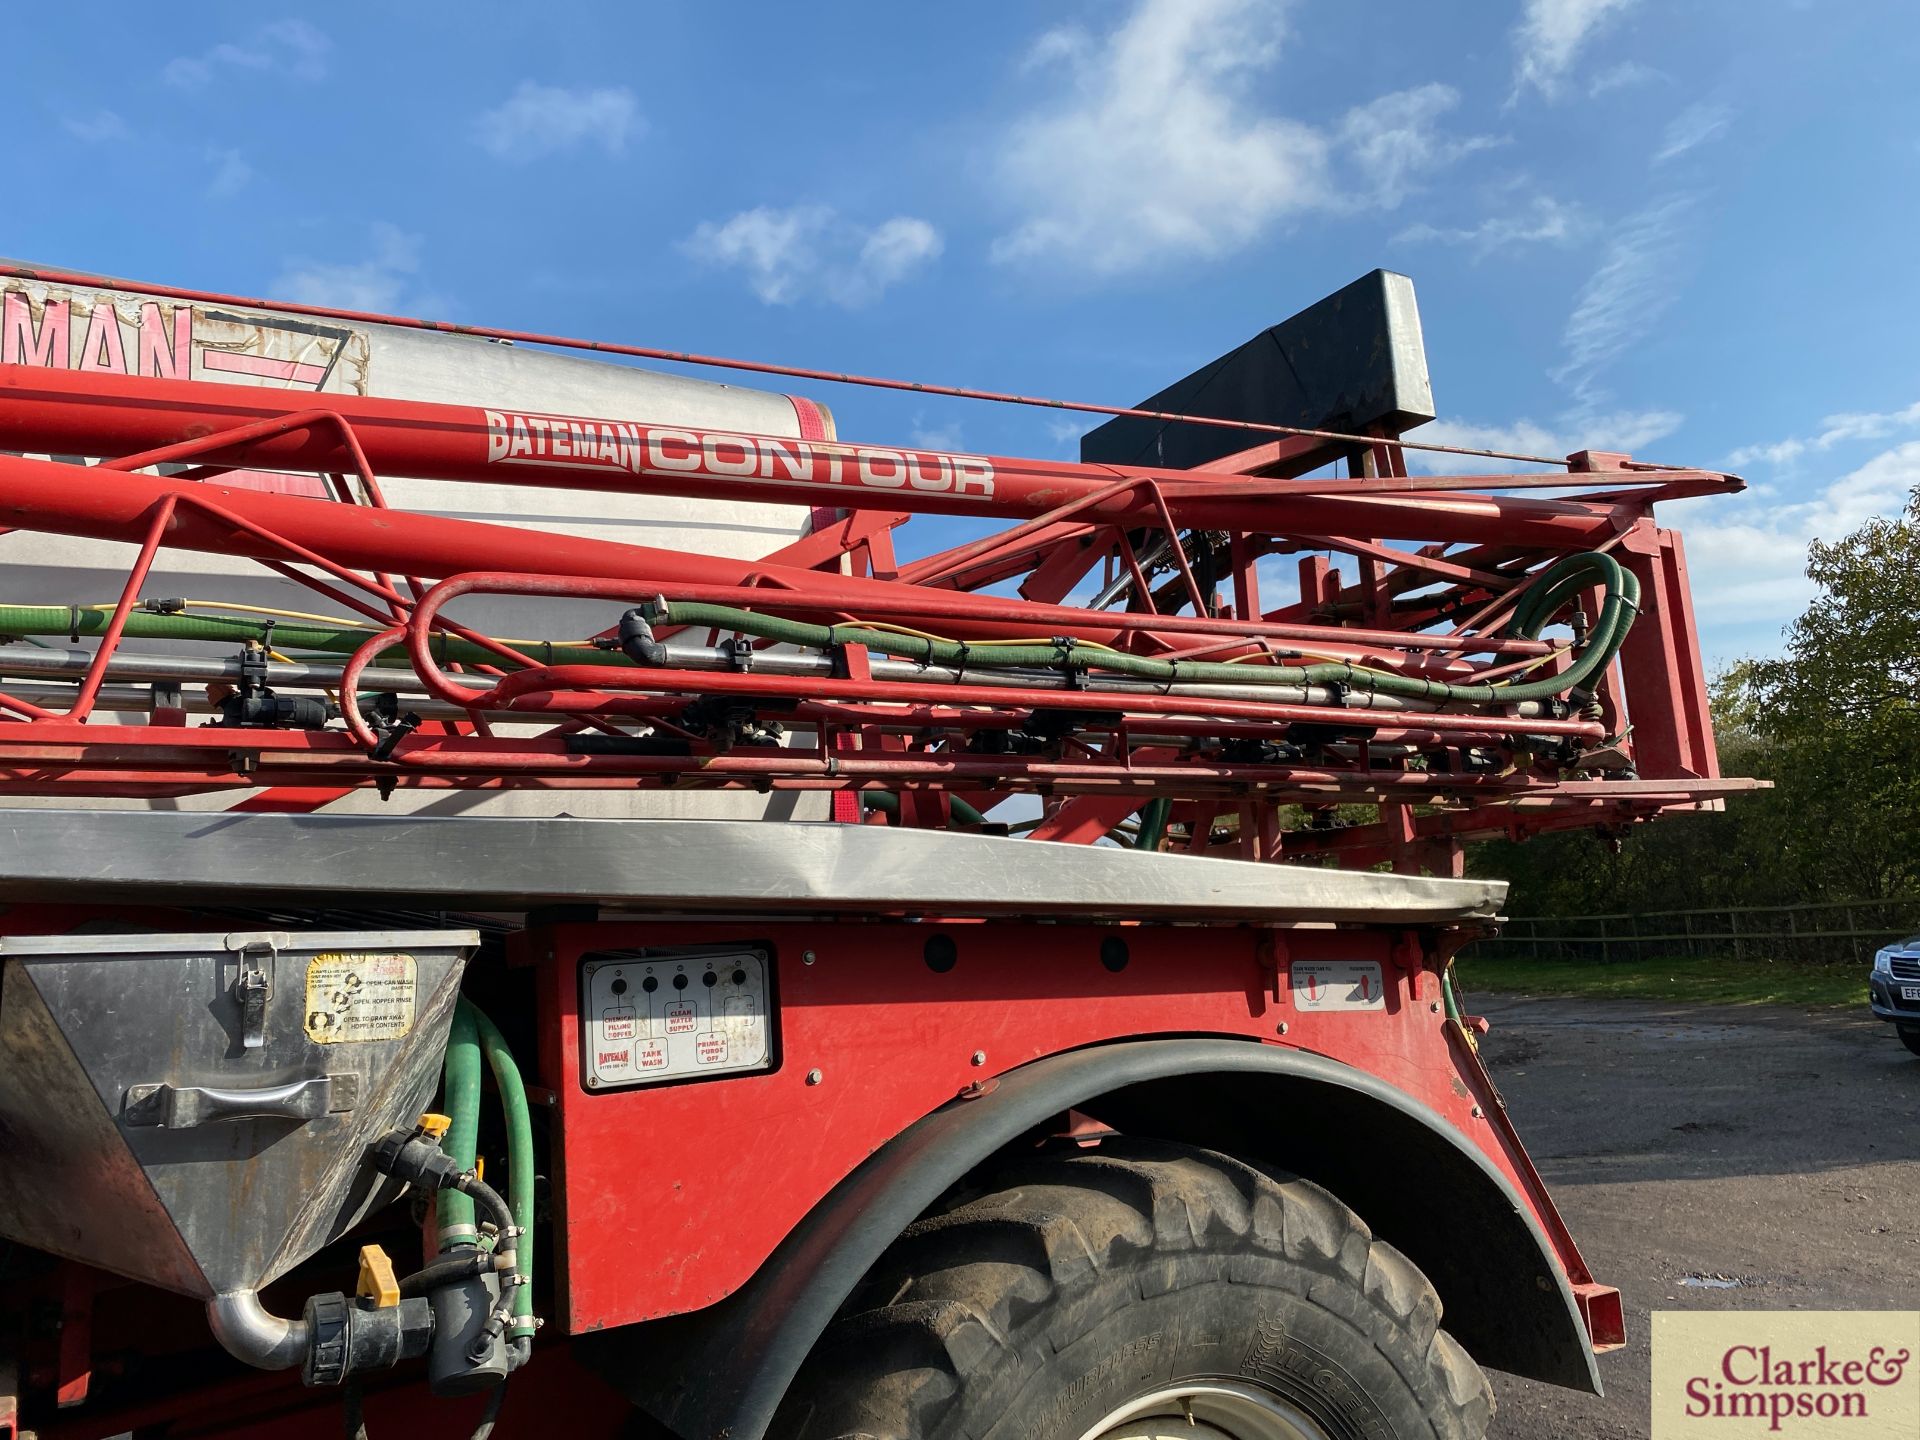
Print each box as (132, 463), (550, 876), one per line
(579, 949), (774, 1090)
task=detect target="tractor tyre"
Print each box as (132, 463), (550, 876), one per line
(772, 1137), (1494, 1440)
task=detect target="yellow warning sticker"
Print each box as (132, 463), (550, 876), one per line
(304, 953), (417, 1044)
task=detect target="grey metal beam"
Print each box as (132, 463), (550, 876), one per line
(0, 809), (1504, 922)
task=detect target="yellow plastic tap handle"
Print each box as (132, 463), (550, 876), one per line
(357, 1244), (400, 1308)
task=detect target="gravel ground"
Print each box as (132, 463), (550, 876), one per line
(1468, 991), (1920, 1440)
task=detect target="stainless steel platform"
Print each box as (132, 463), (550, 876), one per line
(0, 809), (1502, 923)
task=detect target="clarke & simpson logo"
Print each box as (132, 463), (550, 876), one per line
(1653, 1312), (1920, 1438)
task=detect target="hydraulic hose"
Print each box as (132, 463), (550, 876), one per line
(1442, 962), (1466, 1027)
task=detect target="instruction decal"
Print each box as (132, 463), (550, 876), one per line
(580, 950), (772, 1090)
(1290, 960), (1387, 1012)
(304, 952), (419, 1043)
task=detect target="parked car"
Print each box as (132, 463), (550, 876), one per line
(1870, 935), (1920, 1056)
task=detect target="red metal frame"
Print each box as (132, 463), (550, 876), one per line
(0, 345), (1746, 859)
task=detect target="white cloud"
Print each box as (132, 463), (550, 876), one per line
(1727, 400), (1920, 468)
(1677, 441), (1920, 626)
(1036, 416), (1094, 458)
(1589, 60), (1663, 95)
(1407, 408), (1683, 473)
(988, 2), (1497, 275)
(274, 224), (422, 312)
(686, 206), (942, 308)
(206, 148), (252, 199)
(1653, 101), (1732, 164)
(908, 416), (964, 452)
(165, 20), (329, 89)
(991, 0), (1323, 274)
(1338, 84), (1501, 209)
(1554, 193), (1696, 402)
(63, 110), (128, 143)
(475, 82), (642, 164)
(1393, 192), (1584, 254)
(1512, 0), (1636, 98)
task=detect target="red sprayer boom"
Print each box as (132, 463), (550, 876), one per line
(0, 263), (1746, 865)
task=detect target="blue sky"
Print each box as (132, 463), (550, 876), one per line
(10, 0), (1920, 664)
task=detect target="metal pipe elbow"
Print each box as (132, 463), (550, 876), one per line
(206, 1289), (310, 1371)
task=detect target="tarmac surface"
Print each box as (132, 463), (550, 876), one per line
(1471, 990), (1920, 1439)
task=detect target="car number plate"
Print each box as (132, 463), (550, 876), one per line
(1903, 985), (1920, 1000)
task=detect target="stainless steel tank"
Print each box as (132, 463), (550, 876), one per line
(0, 929), (476, 1303)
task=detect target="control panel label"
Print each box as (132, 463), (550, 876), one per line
(581, 951), (772, 1090)
(1289, 960), (1387, 1012)
(304, 953), (418, 1043)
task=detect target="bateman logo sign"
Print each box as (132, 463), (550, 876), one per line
(482, 409), (998, 502)
(1653, 1312), (1920, 1438)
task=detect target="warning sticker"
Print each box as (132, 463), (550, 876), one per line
(1290, 961), (1387, 1012)
(304, 953), (418, 1043)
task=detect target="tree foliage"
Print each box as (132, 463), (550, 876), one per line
(1474, 488), (1920, 913)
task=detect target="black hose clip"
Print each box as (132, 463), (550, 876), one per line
(237, 639), (270, 697)
(1051, 636), (1089, 690)
(371, 710), (422, 762)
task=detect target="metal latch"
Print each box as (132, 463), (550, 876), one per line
(225, 932), (288, 1049)
(123, 1073), (360, 1128)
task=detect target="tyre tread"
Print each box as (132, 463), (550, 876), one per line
(776, 1138), (1493, 1440)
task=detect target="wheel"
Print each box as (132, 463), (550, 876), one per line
(772, 1137), (1493, 1440)
(1898, 1025), (1920, 1058)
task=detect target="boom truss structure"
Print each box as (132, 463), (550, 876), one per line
(0, 264), (1750, 871)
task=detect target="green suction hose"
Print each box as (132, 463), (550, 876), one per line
(463, 1000), (537, 1341)
(438, 998), (537, 1339)
(438, 1002), (483, 1246)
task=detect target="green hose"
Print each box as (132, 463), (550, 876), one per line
(0, 545), (1637, 718)
(644, 555), (1639, 709)
(1442, 963), (1465, 1026)
(859, 790), (990, 828)
(0, 604), (620, 670)
(463, 999), (537, 1340)
(1135, 798), (1172, 852)
(438, 1003), (482, 1246)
